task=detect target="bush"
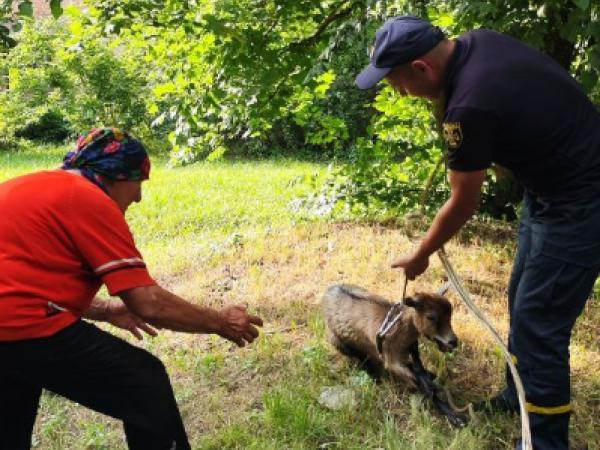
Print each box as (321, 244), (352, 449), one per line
(0, 12), (157, 147)
(0, 19), (72, 142)
(14, 110), (71, 141)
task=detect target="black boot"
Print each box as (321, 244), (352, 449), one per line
(474, 387), (519, 414)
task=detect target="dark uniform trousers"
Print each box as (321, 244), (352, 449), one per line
(504, 193), (600, 450)
(0, 320), (191, 450)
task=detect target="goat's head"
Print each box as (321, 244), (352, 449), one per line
(403, 293), (458, 352)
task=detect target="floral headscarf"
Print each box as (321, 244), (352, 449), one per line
(62, 128), (151, 192)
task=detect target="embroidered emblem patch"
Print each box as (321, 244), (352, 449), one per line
(442, 122), (463, 150)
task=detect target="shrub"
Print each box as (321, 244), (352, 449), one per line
(14, 110), (71, 141)
(0, 12), (156, 147)
(0, 19), (72, 142)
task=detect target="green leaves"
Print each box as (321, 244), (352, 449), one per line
(0, 24), (17, 49)
(50, 0), (63, 19)
(581, 70), (598, 93)
(3, 0), (597, 217)
(85, 0), (369, 162)
(152, 82), (177, 98)
(314, 70), (336, 98)
(17, 1), (33, 17)
(1, 0), (63, 51)
(1, 16), (152, 144)
(572, 0), (589, 10)
(581, 46), (600, 94)
(447, 0), (600, 97)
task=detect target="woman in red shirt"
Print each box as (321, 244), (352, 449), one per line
(0, 128), (262, 450)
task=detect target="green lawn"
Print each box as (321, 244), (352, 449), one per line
(2, 147), (599, 450)
(0, 145), (324, 272)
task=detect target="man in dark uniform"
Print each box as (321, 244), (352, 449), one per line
(355, 16), (600, 450)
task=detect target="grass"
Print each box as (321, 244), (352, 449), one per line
(1, 146), (599, 450)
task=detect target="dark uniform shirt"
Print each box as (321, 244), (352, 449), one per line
(443, 30), (600, 198)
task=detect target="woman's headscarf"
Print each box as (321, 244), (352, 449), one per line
(62, 128), (151, 192)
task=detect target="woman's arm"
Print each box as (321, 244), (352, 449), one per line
(82, 297), (111, 321)
(83, 297), (158, 340)
(119, 285), (263, 347)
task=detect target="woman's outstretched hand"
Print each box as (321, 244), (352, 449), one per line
(217, 305), (263, 347)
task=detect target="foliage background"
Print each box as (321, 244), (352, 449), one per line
(1, 0), (599, 218)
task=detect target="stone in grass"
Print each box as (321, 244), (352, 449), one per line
(318, 386), (357, 410)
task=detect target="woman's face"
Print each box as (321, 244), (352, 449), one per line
(105, 180), (143, 213)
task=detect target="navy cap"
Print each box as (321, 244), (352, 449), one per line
(355, 16), (445, 90)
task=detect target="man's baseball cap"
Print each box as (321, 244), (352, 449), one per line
(355, 16), (445, 90)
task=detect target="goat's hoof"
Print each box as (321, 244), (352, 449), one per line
(447, 412), (469, 428)
(409, 364), (436, 381)
(424, 369), (436, 381)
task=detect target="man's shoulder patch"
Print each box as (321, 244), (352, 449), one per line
(442, 122), (463, 150)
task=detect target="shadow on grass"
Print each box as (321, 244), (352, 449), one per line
(329, 214), (518, 248)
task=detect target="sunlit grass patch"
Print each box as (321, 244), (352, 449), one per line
(0, 144), (68, 179)
(35, 392), (124, 450)
(3, 149), (599, 449)
(127, 158), (323, 245)
(192, 324), (522, 450)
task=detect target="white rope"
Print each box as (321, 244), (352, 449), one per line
(378, 304), (404, 337)
(437, 246), (532, 450)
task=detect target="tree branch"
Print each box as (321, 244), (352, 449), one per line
(290, 1), (360, 50)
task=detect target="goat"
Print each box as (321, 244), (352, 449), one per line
(322, 284), (468, 427)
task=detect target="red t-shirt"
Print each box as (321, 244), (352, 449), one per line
(0, 170), (156, 341)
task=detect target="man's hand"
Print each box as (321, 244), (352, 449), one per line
(107, 303), (158, 340)
(391, 252), (429, 280)
(218, 305), (263, 347)
(391, 170), (486, 281)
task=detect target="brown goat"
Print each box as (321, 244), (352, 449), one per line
(322, 284), (458, 387)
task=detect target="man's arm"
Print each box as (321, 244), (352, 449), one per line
(119, 285), (263, 347)
(392, 169), (486, 279)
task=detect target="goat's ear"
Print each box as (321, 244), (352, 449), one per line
(403, 296), (421, 308)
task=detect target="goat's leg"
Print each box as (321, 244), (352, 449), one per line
(385, 359), (417, 388)
(412, 369), (468, 427)
(431, 394), (469, 428)
(361, 358), (385, 381)
(412, 365), (438, 399)
(408, 342), (436, 381)
(330, 334), (384, 380)
(330, 334), (370, 363)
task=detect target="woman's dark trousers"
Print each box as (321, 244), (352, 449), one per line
(0, 320), (191, 450)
